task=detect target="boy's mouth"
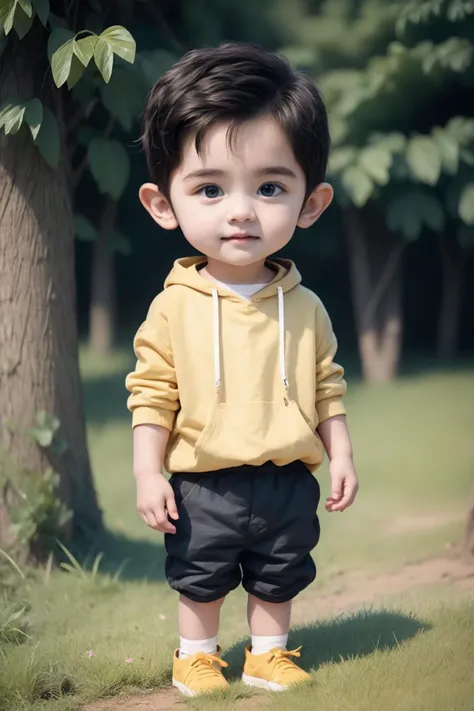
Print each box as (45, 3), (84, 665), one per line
(221, 234), (260, 242)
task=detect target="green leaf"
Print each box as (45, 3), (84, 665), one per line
(74, 34), (98, 66)
(0, 100), (25, 134)
(74, 213), (96, 241)
(458, 183), (474, 225)
(88, 138), (130, 199)
(328, 147), (357, 174)
(17, 0), (32, 17)
(94, 36), (113, 83)
(24, 98), (43, 140)
(100, 66), (146, 130)
(0, 0), (13, 31)
(341, 165), (374, 207)
(369, 133), (407, 153)
(460, 148), (474, 166)
(13, 2), (33, 38)
(34, 106), (60, 167)
(445, 116), (474, 144)
(100, 25), (136, 64)
(406, 135), (442, 186)
(358, 147), (392, 186)
(2, 102), (26, 135)
(66, 53), (86, 90)
(3, 0), (17, 34)
(432, 128), (459, 175)
(27, 411), (60, 447)
(387, 190), (445, 240)
(33, 0), (49, 26)
(49, 30), (75, 88)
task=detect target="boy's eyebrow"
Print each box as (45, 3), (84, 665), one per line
(183, 169), (226, 181)
(183, 166), (297, 180)
(255, 166), (297, 179)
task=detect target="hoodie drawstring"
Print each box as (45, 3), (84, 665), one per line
(212, 289), (221, 401)
(278, 286), (289, 396)
(212, 287), (289, 404)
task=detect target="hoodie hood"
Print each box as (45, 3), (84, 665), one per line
(164, 256), (302, 302)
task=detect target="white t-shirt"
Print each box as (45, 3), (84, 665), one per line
(212, 280), (269, 300)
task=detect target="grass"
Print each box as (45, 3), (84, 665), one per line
(0, 350), (473, 710)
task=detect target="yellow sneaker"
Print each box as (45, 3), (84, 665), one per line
(172, 647), (229, 697)
(242, 646), (312, 692)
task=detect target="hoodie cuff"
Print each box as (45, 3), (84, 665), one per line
(317, 398), (346, 424)
(132, 406), (175, 431)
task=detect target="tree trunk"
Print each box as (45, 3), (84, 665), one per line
(0, 36), (102, 556)
(437, 234), (466, 360)
(461, 485), (474, 560)
(89, 197), (117, 357)
(345, 207), (403, 383)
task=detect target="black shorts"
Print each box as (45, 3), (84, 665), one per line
(165, 460), (321, 604)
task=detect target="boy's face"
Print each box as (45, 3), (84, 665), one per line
(140, 115), (333, 271)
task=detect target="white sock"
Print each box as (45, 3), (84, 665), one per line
(179, 636), (218, 659)
(251, 634), (288, 655)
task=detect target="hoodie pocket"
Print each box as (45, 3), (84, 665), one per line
(194, 399), (324, 469)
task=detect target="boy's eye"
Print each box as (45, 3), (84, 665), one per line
(199, 184), (223, 199)
(258, 183), (283, 197)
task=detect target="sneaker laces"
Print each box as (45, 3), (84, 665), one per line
(187, 652), (228, 684)
(270, 646), (303, 674)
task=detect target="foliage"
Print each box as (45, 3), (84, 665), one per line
(287, 0), (474, 243)
(8, 467), (72, 551)
(0, 598), (30, 644)
(0, 412), (72, 556)
(0, 1), (136, 168)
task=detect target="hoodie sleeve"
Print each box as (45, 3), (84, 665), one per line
(315, 299), (347, 423)
(125, 296), (179, 430)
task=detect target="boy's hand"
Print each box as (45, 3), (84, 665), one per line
(135, 472), (179, 534)
(325, 455), (359, 513)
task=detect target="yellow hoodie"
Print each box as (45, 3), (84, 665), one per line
(126, 257), (346, 474)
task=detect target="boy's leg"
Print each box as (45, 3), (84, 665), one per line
(247, 595), (291, 654)
(178, 595), (225, 658)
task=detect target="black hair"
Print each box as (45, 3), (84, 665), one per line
(141, 42), (330, 200)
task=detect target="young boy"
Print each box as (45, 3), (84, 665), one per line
(125, 42), (359, 697)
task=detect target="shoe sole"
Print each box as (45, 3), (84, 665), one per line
(172, 678), (230, 697)
(242, 673), (285, 692)
(173, 678), (197, 697)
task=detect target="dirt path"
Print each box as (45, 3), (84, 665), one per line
(82, 554), (474, 711)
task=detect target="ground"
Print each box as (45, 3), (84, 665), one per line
(81, 553), (474, 711)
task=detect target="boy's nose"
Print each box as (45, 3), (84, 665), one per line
(227, 195), (256, 223)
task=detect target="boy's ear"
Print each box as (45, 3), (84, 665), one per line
(297, 182), (334, 229)
(139, 183), (178, 230)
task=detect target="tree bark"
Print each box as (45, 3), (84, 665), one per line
(437, 234), (466, 360)
(89, 197), (117, 356)
(345, 206), (403, 383)
(461, 485), (474, 560)
(0, 36), (102, 555)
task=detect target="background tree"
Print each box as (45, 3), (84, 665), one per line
(0, 0), (137, 557)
